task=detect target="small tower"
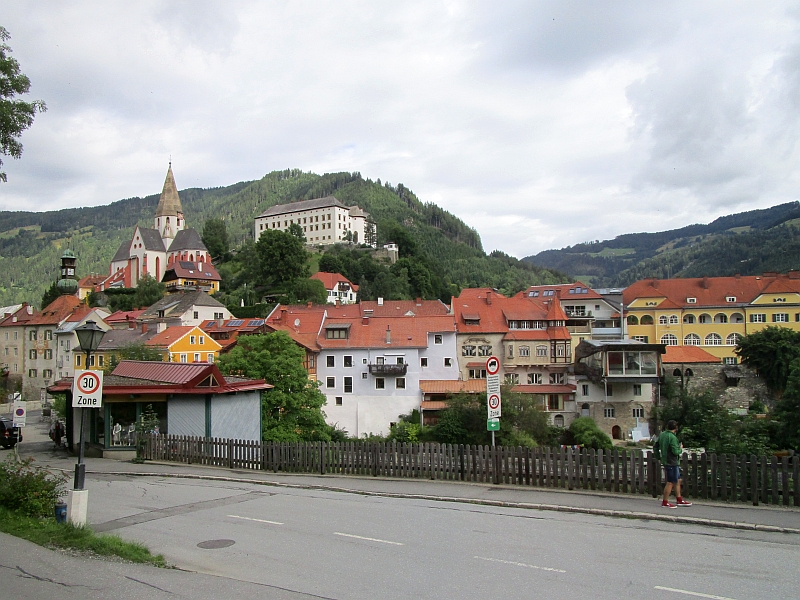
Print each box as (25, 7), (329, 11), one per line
(56, 249), (79, 296)
(154, 162), (185, 250)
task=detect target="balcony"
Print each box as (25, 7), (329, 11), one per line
(591, 327), (622, 337)
(566, 325), (592, 334)
(368, 363), (408, 376)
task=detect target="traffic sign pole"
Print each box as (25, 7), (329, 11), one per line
(486, 356), (502, 446)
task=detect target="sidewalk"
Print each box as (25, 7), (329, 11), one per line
(11, 413), (800, 535)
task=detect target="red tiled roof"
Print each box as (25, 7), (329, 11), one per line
(145, 326), (193, 347)
(77, 274), (106, 288)
(0, 304), (34, 327)
(164, 260), (221, 281)
(105, 310), (146, 323)
(465, 361), (487, 368)
(318, 315), (456, 349)
(544, 299), (568, 321)
(662, 346), (721, 364)
(112, 360), (210, 383)
(419, 380), (487, 394)
(503, 329), (551, 341)
(520, 281), (604, 300)
(310, 272), (358, 292)
(511, 384), (576, 394)
(27, 295), (82, 325)
(64, 306), (96, 322)
(420, 400), (449, 410)
(358, 299), (449, 316)
(623, 274), (800, 308)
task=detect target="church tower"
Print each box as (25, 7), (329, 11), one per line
(154, 163), (185, 250)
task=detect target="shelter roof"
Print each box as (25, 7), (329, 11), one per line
(662, 346), (721, 364)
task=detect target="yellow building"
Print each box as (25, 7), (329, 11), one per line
(145, 325), (222, 363)
(623, 273), (800, 363)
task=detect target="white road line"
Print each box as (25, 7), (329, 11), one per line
(333, 532), (403, 545)
(474, 556), (566, 573)
(227, 515), (284, 525)
(655, 586), (737, 600)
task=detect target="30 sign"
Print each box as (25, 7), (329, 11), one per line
(72, 370), (104, 408)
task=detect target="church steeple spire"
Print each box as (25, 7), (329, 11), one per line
(155, 162), (185, 247)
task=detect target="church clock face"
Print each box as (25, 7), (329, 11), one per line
(67, 268), (74, 276)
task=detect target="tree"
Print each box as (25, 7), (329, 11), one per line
(201, 218), (230, 260)
(247, 229), (309, 291)
(0, 27), (46, 182)
(40, 281), (59, 309)
(216, 332), (330, 441)
(737, 327), (800, 393)
(132, 274), (165, 308)
(773, 358), (800, 450)
(566, 417), (613, 450)
(286, 278), (327, 305)
(318, 254), (343, 275)
(288, 222), (306, 243)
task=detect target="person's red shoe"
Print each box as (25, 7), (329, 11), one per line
(676, 498), (692, 506)
(662, 500), (677, 509)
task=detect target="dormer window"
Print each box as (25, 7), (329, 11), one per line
(726, 296), (736, 303)
(325, 324), (350, 339)
(686, 298), (697, 304)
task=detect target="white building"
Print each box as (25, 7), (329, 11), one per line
(254, 196), (374, 247)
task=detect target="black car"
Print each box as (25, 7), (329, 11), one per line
(0, 417), (22, 448)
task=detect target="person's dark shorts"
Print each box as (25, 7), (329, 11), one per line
(664, 465), (681, 484)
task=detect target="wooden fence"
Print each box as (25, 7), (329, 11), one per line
(142, 434), (799, 507)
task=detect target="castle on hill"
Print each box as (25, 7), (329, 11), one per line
(98, 164), (220, 293)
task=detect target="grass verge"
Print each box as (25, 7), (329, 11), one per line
(0, 506), (166, 567)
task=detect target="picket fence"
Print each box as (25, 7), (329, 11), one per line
(142, 434), (799, 507)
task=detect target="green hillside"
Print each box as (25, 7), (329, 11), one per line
(524, 202), (800, 286)
(0, 170), (565, 307)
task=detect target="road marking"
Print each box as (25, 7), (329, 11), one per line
(333, 532), (403, 545)
(474, 556), (566, 573)
(655, 586), (737, 600)
(227, 514), (284, 525)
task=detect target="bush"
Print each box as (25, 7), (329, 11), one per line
(387, 421), (420, 443)
(568, 417), (613, 450)
(0, 457), (67, 517)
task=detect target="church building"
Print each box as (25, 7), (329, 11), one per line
(99, 165), (218, 291)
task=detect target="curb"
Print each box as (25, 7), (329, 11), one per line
(90, 470), (800, 535)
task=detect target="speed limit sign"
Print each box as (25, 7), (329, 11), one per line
(72, 370), (104, 408)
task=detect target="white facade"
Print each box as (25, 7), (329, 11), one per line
(254, 197), (371, 247)
(319, 331), (458, 437)
(54, 309), (111, 380)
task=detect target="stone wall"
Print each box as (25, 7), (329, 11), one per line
(665, 363), (771, 410)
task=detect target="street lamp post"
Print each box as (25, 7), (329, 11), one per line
(68, 320), (105, 524)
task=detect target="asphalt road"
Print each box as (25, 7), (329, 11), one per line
(49, 472), (800, 600)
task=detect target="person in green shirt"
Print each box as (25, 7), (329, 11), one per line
(658, 420), (692, 508)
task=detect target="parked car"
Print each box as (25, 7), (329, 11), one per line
(0, 417), (22, 448)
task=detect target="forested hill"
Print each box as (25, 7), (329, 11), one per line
(0, 170), (565, 306)
(523, 202), (800, 287)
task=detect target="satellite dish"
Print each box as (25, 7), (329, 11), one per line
(294, 318), (300, 327)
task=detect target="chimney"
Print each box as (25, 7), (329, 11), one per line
(735, 273), (741, 279)
(141, 323), (148, 333)
(652, 279), (659, 289)
(128, 318), (135, 330)
(335, 299), (340, 307)
(763, 271), (778, 278)
(378, 297), (384, 306)
(386, 326), (391, 344)
(486, 291), (492, 305)
(307, 301), (313, 308)
(789, 270), (800, 280)
(362, 316), (369, 325)
(217, 317), (223, 328)
(702, 277), (709, 289)
(416, 297), (422, 305)
(157, 322), (167, 333)
(281, 308), (288, 324)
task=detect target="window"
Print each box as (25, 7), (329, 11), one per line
(214, 312), (224, 319)
(193, 311), (199, 320)
(698, 314), (711, 324)
(44, 330), (52, 340)
(362, 372), (368, 379)
(704, 333), (722, 346)
(723, 357), (738, 365)
(76, 355), (81, 367)
(42, 369), (52, 379)
(420, 357), (428, 368)
(376, 357), (384, 365)
(582, 384), (589, 396)
(434, 334), (443, 344)
(606, 384), (613, 396)
(344, 356), (353, 367)
(98, 355), (105, 367)
(469, 368), (487, 379)
(684, 333), (701, 346)
(326, 377), (335, 388)
(528, 372), (543, 384)
(462, 345), (476, 357)
(632, 408), (645, 418)
(686, 297), (697, 304)
(633, 384), (642, 396)
(199, 336), (204, 345)
(536, 345), (547, 357)
(714, 313), (728, 324)
(478, 344), (492, 356)
(194, 353), (200, 362)
(504, 373), (519, 385)
(549, 372), (565, 384)
(548, 395), (562, 411)
(344, 377), (353, 393)
(190, 336), (196, 344)
(208, 354), (214, 363)
(683, 314), (695, 324)
(640, 315), (654, 325)
(363, 358), (368, 364)
(28, 369), (36, 378)
(519, 345), (530, 357)
(669, 315), (679, 324)
(507, 345), (513, 358)
(326, 356), (335, 368)
(604, 407), (615, 418)
(335, 397), (343, 406)
(627, 315), (639, 325)
(444, 358), (452, 367)
(553, 414), (565, 427)
(750, 313), (766, 323)
(773, 313), (789, 323)
(29, 349), (36, 360)
(180, 354), (187, 363)
(375, 378), (385, 389)
(658, 315), (668, 325)
(396, 357), (403, 365)
(29, 331), (36, 341)
(660, 334), (678, 346)
(632, 335), (649, 343)
(326, 328), (348, 339)
(395, 378), (406, 389)
(726, 333), (741, 346)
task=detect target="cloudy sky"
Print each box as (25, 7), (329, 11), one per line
(1, 1), (799, 258)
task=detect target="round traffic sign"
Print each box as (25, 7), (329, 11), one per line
(488, 394), (500, 410)
(15, 407), (24, 417)
(77, 372), (101, 395)
(486, 356), (500, 375)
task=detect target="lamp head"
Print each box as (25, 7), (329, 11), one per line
(75, 320), (105, 354)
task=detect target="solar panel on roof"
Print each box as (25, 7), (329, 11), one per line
(179, 261), (195, 269)
(248, 319), (264, 326)
(228, 319), (244, 326)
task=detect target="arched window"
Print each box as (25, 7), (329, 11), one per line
(726, 333), (741, 346)
(684, 333), (701, 346)
(581, 403), (590, 417)
(698, 314), (711, 324)
(627, 315), (639, 325)
(672, 368), (682, 377)
(685, 368), (694, 377)
(641, 315), (654, 325)
(730, 312), (744, 323)
(659, 315), (668, 325)
(705, 333), (722, 346)
(714, 313), (728, 324)
(669, 315), (679, 324)
(660, 334), (678, 346)
(683, 314), (695, 324)
(554, 414), (565, 427)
